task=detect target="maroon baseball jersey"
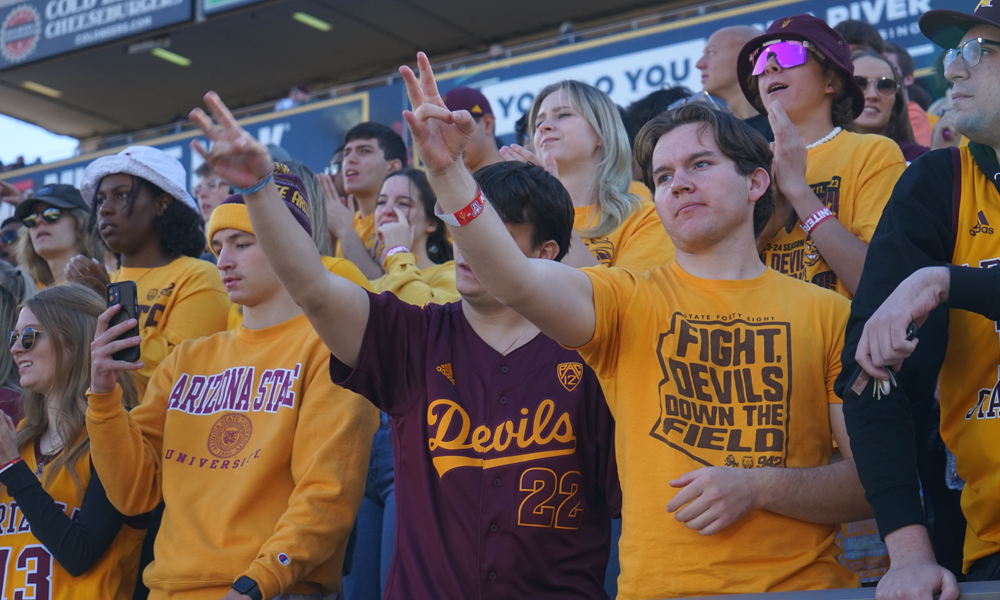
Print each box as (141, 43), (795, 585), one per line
(330, 292), (618, 600)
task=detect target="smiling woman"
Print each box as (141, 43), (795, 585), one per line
(849, 51), (927, 162)
(0, 284), (144, 600)
(76, 146), (230, 397)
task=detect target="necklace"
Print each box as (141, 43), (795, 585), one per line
(806, 127), (842, 150)
(500, 323), (532, 355)
(34, 446), (61, 479)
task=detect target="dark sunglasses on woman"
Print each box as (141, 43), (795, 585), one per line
(1, 230), (18, 245)
(10, 326), (43, 350)
(21, 207), (62, 229)
(854, 76), (899, 97)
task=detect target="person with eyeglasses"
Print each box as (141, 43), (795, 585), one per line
(836, 3), (1000, 599)
(0, 217), (22, 267)
(739, 15), (906, 299)
(0, 284), (145, 600)
(12, 184), (107, 289)
(501, 80), (675, 271)
(193, 162), (232, 224)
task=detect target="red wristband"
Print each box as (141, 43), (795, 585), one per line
(0, 457), (22, 474)
(435, 187), (487, 227)
(800, 207), (835, 235)
(382, 245), (410, 263)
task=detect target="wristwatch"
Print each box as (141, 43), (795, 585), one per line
(232, 576), (263, 600)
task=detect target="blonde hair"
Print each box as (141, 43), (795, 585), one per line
(528, 80), (640, 238)
(15, 206), (107, 287)
(15, 284), (138, 500)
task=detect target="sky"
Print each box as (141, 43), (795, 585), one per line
(0, 114), (79, 167)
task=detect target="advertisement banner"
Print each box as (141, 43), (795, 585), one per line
(1, 92), (369, 200)
(0, 0), (192, 70)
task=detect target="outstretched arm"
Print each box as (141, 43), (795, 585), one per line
(189, 93), (369, 367)
(400, 53), (595, 347)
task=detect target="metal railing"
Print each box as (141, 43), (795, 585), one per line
(693, 581), (1000, 600)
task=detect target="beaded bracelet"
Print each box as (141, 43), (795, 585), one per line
(232, 170), (274, 196)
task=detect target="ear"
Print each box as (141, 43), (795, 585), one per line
(748, 167), (770, 203)
(387, 159), (403, 174)
(155, 193), (173, 217)
(533, 239), (560, 261)
(903, 74), (914, 87)
(483, 114), (496, 135)
(826, 72), (844, 95)
(425, 218), (438, 235)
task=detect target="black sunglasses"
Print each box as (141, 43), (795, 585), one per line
(10, 327), (44, 350)
(22, 207), (62, 229)
(1, 230), (18, 245)
(854, 75), (899, 97)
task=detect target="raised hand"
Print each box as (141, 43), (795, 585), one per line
(500, 144), (561, 179)
(65, 255), (110, 297)
(317, 173), (357, 238)
(399, 52), (476, 176)
(189, 92), (273, 190)
(377, 205), (416, 256)
(767, 103), (809, 199)
(91, 305), (143, 395)
(0, 413), (18, 465)
(0, 181), (24, 206)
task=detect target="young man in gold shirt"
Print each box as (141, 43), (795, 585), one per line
(391, 53), (873, 599)
(86, 170), (375, 600)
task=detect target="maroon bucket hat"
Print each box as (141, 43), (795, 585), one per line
(920, 1), (1000, 49)
(737, 14), (865, 119)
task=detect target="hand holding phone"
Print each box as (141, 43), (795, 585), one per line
(106, 282), (141, 362)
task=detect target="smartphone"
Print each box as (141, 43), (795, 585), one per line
(106, 281), (141, 363)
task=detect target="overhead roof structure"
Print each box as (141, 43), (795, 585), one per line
(0, 0), (687, 139)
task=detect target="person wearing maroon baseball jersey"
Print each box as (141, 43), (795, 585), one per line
(189, 92), (619, 600)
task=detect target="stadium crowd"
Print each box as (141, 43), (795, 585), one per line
(1, 2), (999, 600)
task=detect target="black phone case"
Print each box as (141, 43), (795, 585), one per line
(107, 281), (141, 363)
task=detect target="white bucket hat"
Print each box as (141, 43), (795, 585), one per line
(81, 146), (198, 212)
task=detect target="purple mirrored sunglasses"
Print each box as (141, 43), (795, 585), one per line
(751, 40), (810, 76)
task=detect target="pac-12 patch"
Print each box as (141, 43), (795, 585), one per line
(277, 553), (291, 566)
(557, 362), (583, 392)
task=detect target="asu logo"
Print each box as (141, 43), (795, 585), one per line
(147, 288), (159, 301)
(207, 413), (253, 458)
(977, 0), (993, 11)
(781, 17), (793, 27)
(436, 363), (455, 385)
(804, 236), (821, 268)
(971, 210), (994, 236)
(557, 362), (583, 392)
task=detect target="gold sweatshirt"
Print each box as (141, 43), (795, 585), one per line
(111, 256), (230, 396)
(371, 252), (458, 306)
(86, 314), (377, 600)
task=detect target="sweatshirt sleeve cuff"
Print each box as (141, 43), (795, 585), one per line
(383, 251), (417, 272)
(868, 484), (928, 540)
(949, 264), (1000, 319)
(241, 564), (281, 600)
(0, 460), (40, 495)
(86, 385), (126, 420)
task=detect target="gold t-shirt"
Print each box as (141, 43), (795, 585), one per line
(760, 131), (905, 298)
(334, 212), (379, 260)
(573, 181), (675, 271)
(571, 262), (857, 598)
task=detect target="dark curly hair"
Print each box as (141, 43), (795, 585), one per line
(91, 175), (205, 258)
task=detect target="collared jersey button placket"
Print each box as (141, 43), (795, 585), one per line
(500, 365), (509, 373)
(489, 572), (498, 581)
(499, 396), (508, 405)
(494, 478), (502, 487)
(490, 524), (498, 533)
